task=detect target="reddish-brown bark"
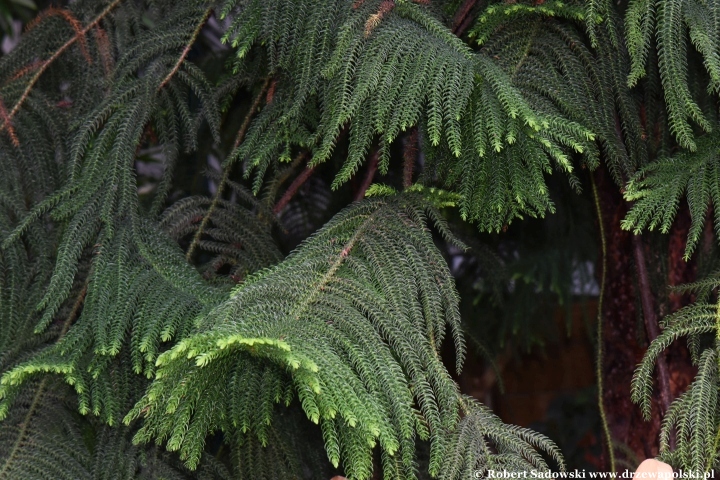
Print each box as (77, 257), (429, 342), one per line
(595, 166), (660, 461)
(595, 167), (695, 464)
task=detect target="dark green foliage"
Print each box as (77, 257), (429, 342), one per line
(3, 0), (720, 477)
(0, 0), (580, 478)
(439, 397), (564, 480)
(0, 380), (232, 479)
(630, 273), (720, 470)
(624, 132), (720, 259)
(224, 0), (598, 231)
(161, 175), (283, 281)
(624, 0), (720, 150)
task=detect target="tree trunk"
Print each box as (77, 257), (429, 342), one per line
(595, 167), (696, 465)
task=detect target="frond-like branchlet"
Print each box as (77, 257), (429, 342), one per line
(656, 348), (720, 471)
(624, 0), (719, 150)
(632, 275), (720, 471)
(439, 396), (565, 480)
(0, 380), (232, 479)
(623, 132), (720, 259)
(162, 174), (283, 282)
(126, 194), (466, 478)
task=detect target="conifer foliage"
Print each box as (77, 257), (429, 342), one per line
(0, 0), (720, 478)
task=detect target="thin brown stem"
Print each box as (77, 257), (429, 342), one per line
(0, 378), (48, 479)
(60, 286), (88, 337)
(262, 151), (308, 219)
(290, 208), (379, 321)
(403, 129), (418, 189)
(234, 77), (271, 149)
(632, 234), (673, 417)
(185, 78), (271, 261)
(273, 163), (314, 214)
(0, 0), (123, 136)
(273, 152), (308, 191)
(0, 98), (19, 146)
(354, 150), (379, 202)
(591, 174), (616, 473)
(27, 8), (92, 63)
(452, 0), (479, 35)
(157, 8), (212, 91)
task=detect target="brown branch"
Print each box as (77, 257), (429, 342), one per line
(0, 98), (19, 147)
(9, 60), (43, 82)
(273, 164), (316, 215)
(0, 0), (123, 137)
(55, 9), (92, 64)
(271, 124), (349, 212)
(93, 26), (114, 77)
(632, 234), (673, 416)
(274, 151), (308, 189)
(60, 285), (88, 336)
(265, 79), (278, 105)
(455, 14), (477, 38)
(157, 8), (212, 91)
(365, 0), (395, 36)
(452, 0), (479, 35)
(354, 150), (380, 202)
(185, 78), (271, 261)
(403, 129), (418, 188)
(261, 151), (309, 219)
(233, 77), (271, 149)
(27, 7), (92, 63)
